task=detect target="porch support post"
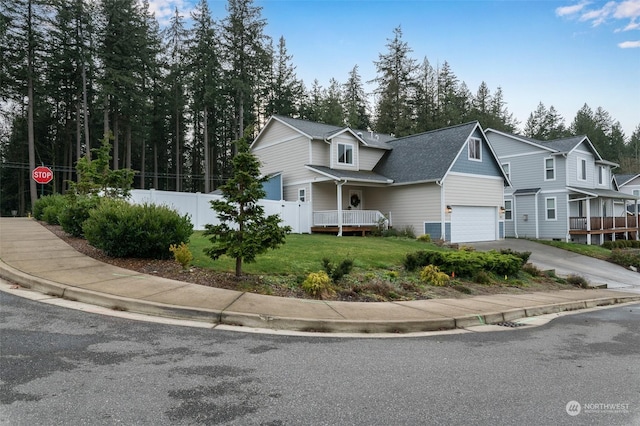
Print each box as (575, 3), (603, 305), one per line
(586, 198), (591, 245)
(336, 180), (345, 237)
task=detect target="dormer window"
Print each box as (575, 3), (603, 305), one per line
(468, 138), (481, 161)
(338, 143), (353, 165)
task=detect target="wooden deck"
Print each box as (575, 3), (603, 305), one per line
(311, 226), (378, 236)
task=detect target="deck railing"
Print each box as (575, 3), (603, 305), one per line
(569, 216), (639, 231)
(313, 210), (388, 228)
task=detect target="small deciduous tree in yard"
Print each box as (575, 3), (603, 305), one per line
(203, 132), (291, 277)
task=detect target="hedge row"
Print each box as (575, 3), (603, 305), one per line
(403, 249), (526, 278)
(602, 240), (640, 249)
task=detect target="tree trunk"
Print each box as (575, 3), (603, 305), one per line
(175, 113), (180, 191)
(82, 63), (90, 159)
(27, 0), (37, 209)
(113, 116), (119, 170)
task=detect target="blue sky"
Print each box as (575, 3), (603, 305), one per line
(151, 0), (640, 138)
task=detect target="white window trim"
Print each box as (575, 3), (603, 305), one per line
(337, 142), (354, 165)
(298, 188), (306, 202)
(544, 157), (555, 181)
(577, 157), (587, 181)
(468, 137), (482, 162)
(598, 166), (606, 186)
(502, 162), (511, 181)
(545, 197), (557, 221)
(504, 199), (513, 221)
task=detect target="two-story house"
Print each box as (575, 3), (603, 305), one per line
(485, 129), (639, 245)
(250, 116), (509, 243)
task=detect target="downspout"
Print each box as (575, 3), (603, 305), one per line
(437, 179), (445, 241)
(336, 179), (346, 236)
(534, 195), (539, 239)
(513, 196), (519, 239)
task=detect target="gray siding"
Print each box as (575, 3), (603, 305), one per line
(538, 191), (568, 239)
(513, 194), (538, 238)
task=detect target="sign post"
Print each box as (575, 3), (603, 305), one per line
(32, 166), (53, 197)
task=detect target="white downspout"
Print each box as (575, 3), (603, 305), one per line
(586, 197), (592, 245)
(513, 196), (519, 239)
(534, 195), (539, 239)
(437, 180), (445, 241)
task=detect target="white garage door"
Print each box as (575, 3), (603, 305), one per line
(451, 206), (497, 243)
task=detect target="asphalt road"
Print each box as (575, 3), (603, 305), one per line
(1, 289), (639, 425)
(470, 239), (640, 292)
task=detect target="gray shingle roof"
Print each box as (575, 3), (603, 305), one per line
(615, 174), (640, 186)
(373, 121), (479, 183)
(539, 135), (589, 154)
(273, 115), (393, 149)
(306, 165), (393, 183)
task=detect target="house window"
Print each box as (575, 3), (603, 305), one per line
(634, 190), (640, 197)
(298, 188), (306, 202)
(598, 166), (605, 185)
(578, 158), (587, 181)
(502, 163), (510, 180)
(544, 158), (555, 181)
(468, 138), (481, 161)
(338, 143), (353, 165)
(504, 200), (512, 221)
(546, 197), (557, 220)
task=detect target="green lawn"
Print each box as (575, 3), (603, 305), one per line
(535, 240), (611, 260)
(188, 232), (440, 275)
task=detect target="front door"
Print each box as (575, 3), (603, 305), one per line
(349, 190), (363, 210)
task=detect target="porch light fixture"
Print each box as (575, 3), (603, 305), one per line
(500, 206), (505, 214)
(446, 205), (452, 214)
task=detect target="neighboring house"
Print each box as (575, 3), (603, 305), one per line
(485, 129), (639, 245)
(614, 173), (640, 214)
(250, 115), (509, 243)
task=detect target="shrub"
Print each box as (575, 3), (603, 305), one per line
(609, 248), (640, 269)
(322, 257), (354, 282)
(603, 240), (640, 250)
(566, 274), (589, 288)
(33, 194), (67, 225)
(404, 249), (522, 278)
(522, 262), (542, 276)
(499, 248), (531, 265)
(416, 234), (431, 243)
(419, 265), (450, 286)
(473, 270), (493, 285)
(301, 271), (334, 298)
(59, 195), (102, 237)
(83, 200), (193, 259)
(169, 242), (193, 270)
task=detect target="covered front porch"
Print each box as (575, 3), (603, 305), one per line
(568, 187), (639, 244)
(305, 165), (394, 236)
(312, 209), (390, 236)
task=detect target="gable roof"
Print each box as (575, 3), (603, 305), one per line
(614, 173), (640, 187)
(485, 129), (618, 166)
(265, 115), (394, 149)
(373, 121), (501, 184)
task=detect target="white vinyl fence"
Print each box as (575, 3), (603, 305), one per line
(129, 189), (311, 233)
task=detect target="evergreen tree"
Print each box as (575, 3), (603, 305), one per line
(373, 26), (416, 137)
(489, 87), (518, 132)
(203, 131), (291, 277)
(524, 102), (567, 140)
(264, 36), (303, 118)
(343, 65), (370, 130)
(221, 0), (270, 145)
(189, 0), (223, 193)
(435, 61), (464, 127)
(164, 7), (188, 191)
(321, 78), (344, 126)
(413, 57), (438, 132)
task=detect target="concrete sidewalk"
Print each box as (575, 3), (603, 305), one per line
(1, 217), (639, 334)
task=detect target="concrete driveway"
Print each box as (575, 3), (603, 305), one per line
(469, 239), (640, 293)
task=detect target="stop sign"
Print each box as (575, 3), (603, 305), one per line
(32, 166), (53, 184)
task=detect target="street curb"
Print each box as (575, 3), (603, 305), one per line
(2, 259), (640, 334)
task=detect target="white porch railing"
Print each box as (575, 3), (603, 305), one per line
(313, 210), (389, 227)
